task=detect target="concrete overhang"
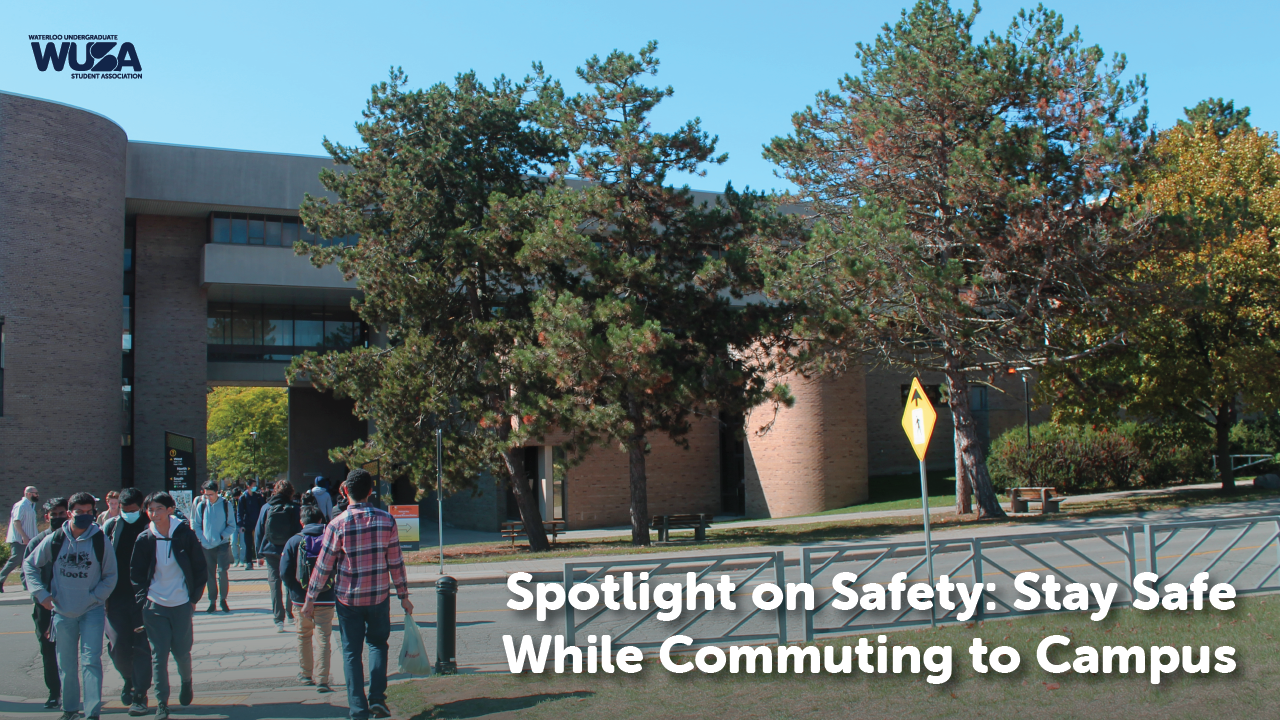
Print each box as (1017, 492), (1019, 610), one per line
(201, 244), (359, 305)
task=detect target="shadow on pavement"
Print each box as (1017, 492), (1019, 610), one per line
(409, 691), (594, 719)
(0, 698), (351, 719)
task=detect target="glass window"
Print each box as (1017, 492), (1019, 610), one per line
(248, 216), (265, 245)
(282, 219), (299, 246)
(300, 226), (317, 245)
(124, 248), (134, 271)
(207, 302), (232, 344)
(262, 305), (293, 346)
(123, 295), (132, 352)
(231, 303), (261, 345)
(295, 308), (325, 348)
(212, 215), (230, 244)
(231, 215), (248, 244)
(324, 309), (356, 348)
(265, 219), (282, 246)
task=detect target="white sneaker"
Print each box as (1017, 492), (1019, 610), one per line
(276, 622), (286, 633)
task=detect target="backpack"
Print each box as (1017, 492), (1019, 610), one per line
(296, 533), (334, 593)
(264, 503), (295, 547)
(40, 527), (105, 589)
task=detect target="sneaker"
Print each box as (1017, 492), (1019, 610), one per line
(316, 683), (333, 693)
(297, 672), (314, 686)
(370, 701), (391, 718)
(221, 600), (231, 613)
(121, 681), (133, 705)
(206, 603), (217, 613)
(179, 682), (193, 706)
(155, 703), (169, 720)
(59, 712), (78, 720)
(128, 698), (148, 716)
(44, 695), (59, 709)
(276, 622), (286, 633)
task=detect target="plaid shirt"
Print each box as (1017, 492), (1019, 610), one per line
(306, 503), (408, 607)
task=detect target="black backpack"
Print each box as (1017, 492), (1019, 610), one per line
(295, 533), (334, 593)
(264, 503), (295, 547)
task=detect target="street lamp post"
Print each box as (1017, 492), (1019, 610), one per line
(1007, 368), (1032, 449)
(250, 430), (259, 484)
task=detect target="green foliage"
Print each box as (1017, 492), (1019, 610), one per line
(756, 0), (1148, 517)
(1179, 97), (1251, 139)
(206, 387), (288, 482)
(1232, 412), (1280, 455)
(0, 541), (10, 571)
(989, 421), (1212, 494)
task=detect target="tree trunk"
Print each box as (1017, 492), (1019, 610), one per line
(502, 445), (550, 553)
(954, 440), (972, 515)
(946, 371), (1006, 519)
(626, 399), (651, 546)
(1215, 400), (1236, 492)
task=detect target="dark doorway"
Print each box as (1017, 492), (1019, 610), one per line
(719, 412), (745, 516)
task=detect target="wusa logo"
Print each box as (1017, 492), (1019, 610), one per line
(29, 35), (142, 79)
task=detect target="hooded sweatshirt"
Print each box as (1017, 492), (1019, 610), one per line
(254, 494), (301, 556)
(310, 478), (334, 520)
(191, 494), (236, 549)
(23, 523), (118, 618)
(279, 523), (336, 605)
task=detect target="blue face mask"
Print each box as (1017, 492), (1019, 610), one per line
(122, 510), (142, 523)
(73, 513), (93, 529)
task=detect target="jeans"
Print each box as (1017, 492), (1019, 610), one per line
(336, 600), (391, 720)
(242, 527), (257, 567)
(203, 543), (232, 605)
(263, 553), (291, 624)
(106, 596), (151, 700)
(143, 601), (194, 706)
(31, 601), (60, 699)
(231, 527), (245, 564)
(297, 603), (335, 684)
(2, 541), (26, 587)
(51, 605), (105, 717)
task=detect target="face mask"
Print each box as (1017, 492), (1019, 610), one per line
(73, 514), (93, 529)
(50, 516), (68, 530)
(122, 510), (142, 523)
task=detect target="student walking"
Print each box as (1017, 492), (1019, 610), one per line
(310, 476), (334, 520)
(24, 492), (119, 720)
(255, 480), (301, 631)
(2, 485), (40, 592)
(281, 505), (337, 693)
(23, 496), (69, 709)
(191, 481), (236, 613)
(96, 490), (121, 526)
(130, 492), (207, 720)
(102, 488), (153, 715)
(237, 481), (266, 571)
(230, 488), (246, 565)
(302, 469), (412, 720)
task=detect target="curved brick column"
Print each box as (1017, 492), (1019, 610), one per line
(0, 92), (126, 501)
(744, 368), (868, 517)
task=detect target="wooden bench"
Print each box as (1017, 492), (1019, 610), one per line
(501, 520), (566, 548)
(651, 513), (713, 542)
(1010, 487), (1064, 514)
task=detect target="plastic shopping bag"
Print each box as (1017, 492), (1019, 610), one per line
(399, 613), (433, 676)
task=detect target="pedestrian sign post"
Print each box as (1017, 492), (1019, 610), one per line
(900, 377), (938, 626)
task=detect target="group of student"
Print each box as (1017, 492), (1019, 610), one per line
(2, 469), (412, 720)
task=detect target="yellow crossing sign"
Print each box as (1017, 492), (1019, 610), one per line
(900, 377), (937, 461)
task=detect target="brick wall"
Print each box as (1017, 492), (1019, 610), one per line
(743, 369), (868, 518)
(133, 215), (208, 493)
(0, 93), (126, 502)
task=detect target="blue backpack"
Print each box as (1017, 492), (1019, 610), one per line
(295, 534), (333, 593)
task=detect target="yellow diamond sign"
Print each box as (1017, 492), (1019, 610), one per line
(901, 377), (937, 461)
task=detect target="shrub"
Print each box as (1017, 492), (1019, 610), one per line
(989, 423), (1142, 494)
(1130, 421), (1213, 486)
(1231, 412), (1280, 455)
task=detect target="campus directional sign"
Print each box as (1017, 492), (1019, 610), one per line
(900, 377), (937, 461)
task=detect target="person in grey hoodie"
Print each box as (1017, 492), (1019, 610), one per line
(190, 480), (236, 613)
(24, 491), (118, 720)
(310, 476), (334, 520)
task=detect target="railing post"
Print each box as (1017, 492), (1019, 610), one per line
(1144, 524), (1157, 580)
(774, 551), (788, 646)
(972, 539), (984, 622)
(564, 563), (576, 646)
(1124, 527), (1137, 602)
(802, 549), (815, 644)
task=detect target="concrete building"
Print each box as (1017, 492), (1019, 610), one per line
(0, 91), (1042, 530)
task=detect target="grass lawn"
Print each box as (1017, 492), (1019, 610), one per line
(387, 595), (1280, 720)
(401, 483), (1280, 566)
(800, 470), (967, 516)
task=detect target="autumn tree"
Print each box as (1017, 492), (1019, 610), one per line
(207, 387), (288, 483)
(291, 69), (567, 551)
(759, 0), (1149, 517)
(1049, 106), (1280, 490)
(514, 43), (791, 545)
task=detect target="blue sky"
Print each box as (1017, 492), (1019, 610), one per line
(5, 0), (1275, 194)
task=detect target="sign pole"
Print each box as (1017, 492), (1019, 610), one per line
(901, 378), (938, 628)
(436, 427), (444, 577)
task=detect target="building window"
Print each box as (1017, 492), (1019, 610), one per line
(123, 295), (132, 352)
(207, 211), (357, 247)
(206, 302), (365, 362)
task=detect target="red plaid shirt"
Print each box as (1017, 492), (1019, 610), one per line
(306, 503), (408, 607)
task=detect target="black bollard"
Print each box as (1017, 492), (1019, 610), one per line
(435, 575), (458, 675)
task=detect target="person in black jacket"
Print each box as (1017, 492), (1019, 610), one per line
(280, 505), (337, 692)
(23, 496), (68, 709)
(254, 480), (301, 631)
(236, 482), (266, 570)
(102, 488), (152, 716)
(130, 492), (206, 720)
